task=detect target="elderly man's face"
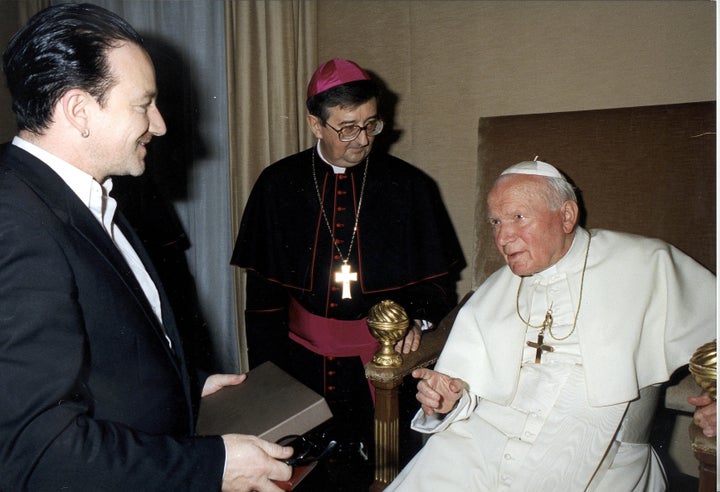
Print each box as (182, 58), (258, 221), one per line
(487, 175), (577, 276)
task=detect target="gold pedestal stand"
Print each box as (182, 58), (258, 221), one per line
(688, 340), (716, 492)
(366, 300), (410, 490)
(367, 300), (410, 368)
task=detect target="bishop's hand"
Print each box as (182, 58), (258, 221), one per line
(394, 321), (422, 354)
(688, 392), (717, 437)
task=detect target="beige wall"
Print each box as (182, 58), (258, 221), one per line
(316, 0), (716, 293)
(0, 1), (714, 296)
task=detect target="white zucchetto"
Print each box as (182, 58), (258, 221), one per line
(501, 159), (563, 178)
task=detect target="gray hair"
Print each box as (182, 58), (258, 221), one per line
(495, 160), (577, 210)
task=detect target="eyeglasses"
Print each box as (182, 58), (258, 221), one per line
(276, 434), (338, 467)
(325, 119), (383, 142)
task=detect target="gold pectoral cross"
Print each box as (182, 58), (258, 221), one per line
(335, 262), (357, 299)
(526, 310), (554, 363)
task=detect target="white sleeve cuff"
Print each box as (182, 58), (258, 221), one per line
(410, 389), (475, 434)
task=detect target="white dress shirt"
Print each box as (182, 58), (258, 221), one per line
(12, 137), (166, 339)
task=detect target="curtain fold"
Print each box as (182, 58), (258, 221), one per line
(225, 0), (317, 370)
(84, 0), (238, 373)
(19, 0), (50, 23)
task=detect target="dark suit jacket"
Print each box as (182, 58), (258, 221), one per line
(0, 144), (225, 490)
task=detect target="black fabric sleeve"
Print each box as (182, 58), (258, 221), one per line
(244, 270), (292, 370)
(389, 272), (460, 326)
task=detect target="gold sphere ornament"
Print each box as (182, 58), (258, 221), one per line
(367, 300), (410, 367)
(689, 339), (716, 400)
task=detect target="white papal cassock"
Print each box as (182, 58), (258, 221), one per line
(387, 228), (716, 492)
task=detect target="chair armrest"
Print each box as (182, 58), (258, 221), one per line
(665, 373), (702, 414)
(365, 291), (472, 387)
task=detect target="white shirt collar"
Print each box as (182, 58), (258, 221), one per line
(12, 136), (115, 228)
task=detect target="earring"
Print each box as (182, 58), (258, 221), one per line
(81, 129), (90, 138)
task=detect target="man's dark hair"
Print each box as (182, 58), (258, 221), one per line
(2, 2), (144, 133)
(306, 79), (381, 124)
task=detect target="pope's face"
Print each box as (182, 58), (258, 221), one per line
(307, 98), (378, 168)
(87, 42), (166, 182)
(487, 175), (577, 276)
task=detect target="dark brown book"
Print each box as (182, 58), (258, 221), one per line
(196, 361), (332, 444)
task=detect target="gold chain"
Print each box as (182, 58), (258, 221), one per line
(311, 150), (368, 264)
(516, 232), (591, 341)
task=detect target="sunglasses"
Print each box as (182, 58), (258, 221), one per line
(276, 434), (338, 467)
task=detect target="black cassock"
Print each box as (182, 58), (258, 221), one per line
(231, 147), (465, 488)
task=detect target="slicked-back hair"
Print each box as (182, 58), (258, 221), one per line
(306, 79), (381, 124)
(2, 2), (144, 133)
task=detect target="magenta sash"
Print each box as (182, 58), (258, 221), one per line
(287, 297), (380, 367)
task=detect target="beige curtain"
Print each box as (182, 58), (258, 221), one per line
(20, 0), (50, 23)
(0, 1), (50, 141)
(225, 0), (317, 370)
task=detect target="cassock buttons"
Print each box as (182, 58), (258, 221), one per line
(325, 357), (337, 395)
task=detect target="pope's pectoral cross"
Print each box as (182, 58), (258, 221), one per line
(335, 262), (357, 299)
(526, 310), (555, 363)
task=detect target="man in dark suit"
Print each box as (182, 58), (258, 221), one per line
(0, 4), (291, 491)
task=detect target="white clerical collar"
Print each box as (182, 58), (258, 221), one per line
(12, 136), (114, 227)
(535, 227), (590, 278)
(315, 141), (346, 174)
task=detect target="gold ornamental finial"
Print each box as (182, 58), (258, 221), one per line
(689, 339), (717, 400)
(367, 300), (410, 367)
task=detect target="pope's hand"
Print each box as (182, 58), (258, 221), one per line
(412, 368), (463, 415)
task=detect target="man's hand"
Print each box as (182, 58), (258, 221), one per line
(221, 435), (293, 492)
(394, 320), (424, 354)
(688, 392), (717, 437)
(202, 373), (247, 398)
(412, 367), (463, 415)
